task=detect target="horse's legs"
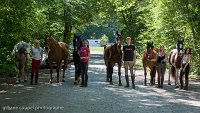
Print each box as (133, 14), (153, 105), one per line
(56, 61), (62, 83)
(49, 62), (53, 83)
(109, 64), (113, 85)
(152, 67), (156, 85)
(106, 66), (109, 82)
(144, 66), (147, 86)
(118, 62), (122, 86)
(168, 66), (171, 85)
(175, 68), (179, 88)
(62, 59), (67, 82)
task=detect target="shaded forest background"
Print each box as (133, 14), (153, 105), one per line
(0, 0), (199, 76)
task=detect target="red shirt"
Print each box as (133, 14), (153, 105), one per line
(79, 47), (90, 62)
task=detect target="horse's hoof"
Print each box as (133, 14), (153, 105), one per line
(144, 84), (147, 86)
(168, 83), (171, 85)
(49, 80), (53, 84)
(74, 80), (78, 85)
(184, 87), (188, 90)
(119, 83), (122, 86)
(106, 79), (109, 82)
(110, 82), (113, 85)
(24, 79), (27, 82)
(175, 85), (179, 88)
(16, 80), (19, 83)
(56, 80), (59, 83)
(62, 79), (65, 82)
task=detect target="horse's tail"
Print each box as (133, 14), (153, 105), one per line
(171, 66), (176, 79)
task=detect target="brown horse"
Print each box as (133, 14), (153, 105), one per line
(142, 42), (157, 86)
(168, 39), (184, 88)
(45, 35), (68, 83)
(104, 31), (122, 86)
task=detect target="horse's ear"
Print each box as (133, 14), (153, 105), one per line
(74, 33), (76, 37)
(147, 41), (148, 45)
(116, 31), (119, 36)
(152, 42), (153, 45)
(178, 39), (180, 42)
(120, 31), (122, 35)
(182, 39), (184, 42)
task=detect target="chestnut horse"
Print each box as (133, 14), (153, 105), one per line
(73, 33), (83, 85)
(104, 31), (122, 86)
(45, 35), (68, 83)
(168, 39), (184, 88)
(142, 42), (157, 86)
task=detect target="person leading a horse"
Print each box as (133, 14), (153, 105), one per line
(79, 40), (90, 87)
(123, 37), (137, 89)
(30, 39), (43, 85)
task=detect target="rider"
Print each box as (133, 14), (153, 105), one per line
(79, 40), (90, 87)
(123, 37), (137, 88)
(156, 45), (167, 88)
(30, 39), (43, 85)
(180, 48), (191, 90)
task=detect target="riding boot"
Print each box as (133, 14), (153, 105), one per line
(157, 75), (161, 88)
(125, 75), (129, 87)
(30, 73), (34, 85)
(184, 80), (188, 90)
(180, 80), (183, 89)
(35, 73), (38, 85)
(161, 77), (164, 88)
(85, 75), (88, 87)
(131, 75), (135, 89)
(80, 74), (85, 87)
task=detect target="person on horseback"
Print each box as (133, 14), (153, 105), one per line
(123, 37), (137, 89)
(30, 39), (43, 85)
(79, 40), (90, 87)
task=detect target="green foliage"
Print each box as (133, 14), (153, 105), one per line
(0, 0), (200, 76)
(100, 34), (109, 46)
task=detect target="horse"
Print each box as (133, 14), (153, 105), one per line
(104, 31), (122, 86)
(142, 42), (157, 86)
(168, 39), (184, 88)
(73, 33), (83, 85)
(45, 35), (68, 83)
(12, 41), (31, 83)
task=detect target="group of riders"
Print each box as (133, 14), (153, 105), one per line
(13, 34), (191, 90)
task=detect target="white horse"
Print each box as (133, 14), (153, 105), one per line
(12, 41), (31, 83)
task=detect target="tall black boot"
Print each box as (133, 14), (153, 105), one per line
(131, 75), (135, 89)
(125, 75), (129, 87)
(35, 73), (38, 85)
(85, 75), (88, 87)
(80, 74), (85, 87)
(184, 80), (188, 90)
(30, 73), (34, 85)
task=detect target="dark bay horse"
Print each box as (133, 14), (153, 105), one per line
(12, 41), (31, 83)
(168, 39), (184, 88)
(142, 42), (158, 86)
(104, 31), (122, 86)
(73, 33), (83, 85)
(45, 35), (68, 83)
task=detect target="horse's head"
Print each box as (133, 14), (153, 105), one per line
(45, 34), (54, 50)
(146, 41), (154, 59)
(115, 31), (122, 52)
(176, 39), (184, 56)
(73, 33), (82, 51)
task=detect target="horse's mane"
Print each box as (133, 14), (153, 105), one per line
(47, 37), (59, 50)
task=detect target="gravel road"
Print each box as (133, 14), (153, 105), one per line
(0, 53), (200, 113)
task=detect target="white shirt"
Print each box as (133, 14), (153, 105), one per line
(182, 54), (188, 64)
(32, 47), (42, 60)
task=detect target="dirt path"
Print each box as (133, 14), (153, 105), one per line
(0, 54), (200, 113)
